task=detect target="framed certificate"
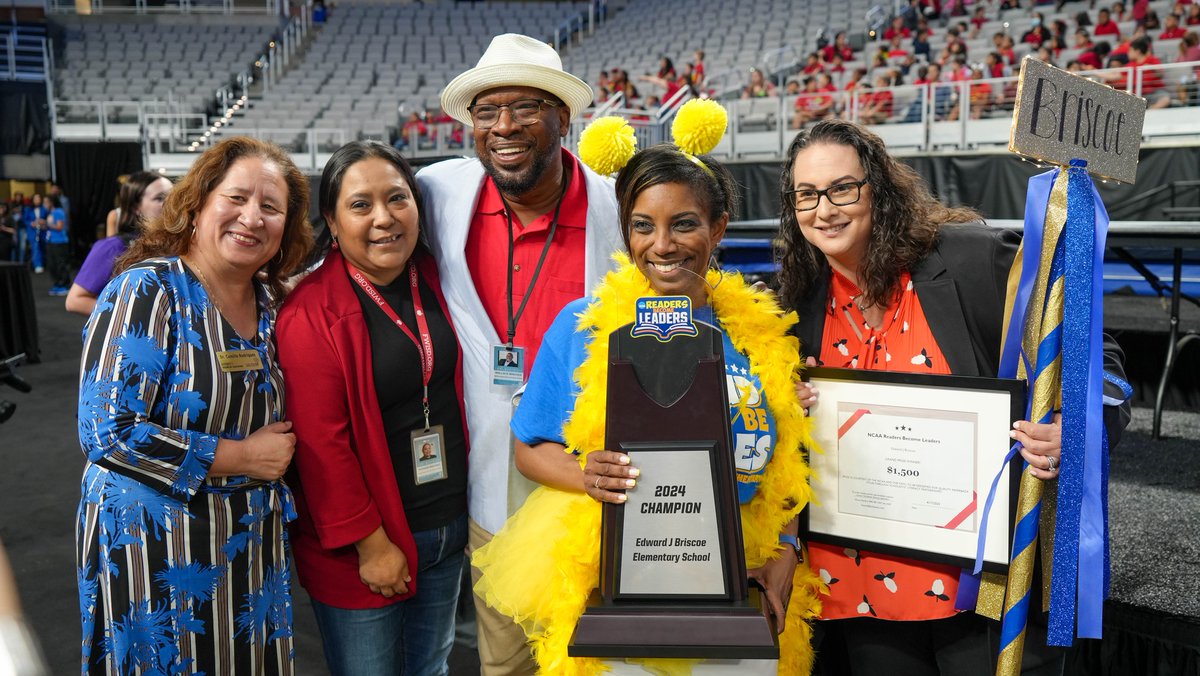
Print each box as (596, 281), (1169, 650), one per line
(803, 367), (1025, 573)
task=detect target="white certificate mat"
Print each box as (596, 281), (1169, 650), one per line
(806, 368), (1024, 572)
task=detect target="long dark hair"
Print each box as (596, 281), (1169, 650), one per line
(310, 140), (426, 265)
(614, 144), (738, 253)
(115, 171), (168, 242)
(776, 119), (981, 311)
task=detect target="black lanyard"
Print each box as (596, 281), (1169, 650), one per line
(500, 166), (569, 348)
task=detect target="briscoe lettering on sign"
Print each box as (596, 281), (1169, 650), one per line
(1009, 56), (1146, 184)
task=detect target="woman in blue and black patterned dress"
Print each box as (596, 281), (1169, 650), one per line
(76, 136), (313, 675)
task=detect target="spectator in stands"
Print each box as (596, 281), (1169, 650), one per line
(785, 79), (802, 96)
(858, 74), (895, 124)
(396, 112), (428, 151)
(793, 73), (837, 128)
(1144, 9), (1163, 30)
(638, 68), (688, 103)
(802, 52), (825, 75)
(0, 203), (13, 263)
(823, 31), (855, 62)
(693, 49), (707, 88)
(1161, 12), (1188, 39)
(597, 70), (612, 101)
(985, 51), (1008, 78)
(1023, 15), (1050, 45)
(415, 33), (623, 676)
(43, 195), (70, 296)
(885, 16), (912, 41)
(886, 35), (910, 59)
(23, 194), (47, 274)
(1175, 31), (1200, 104)
(66, 172), (171, 317)
(312, 0), (326, 23)
(742, 67), (778, 98)
(966, 66), (995, 119)
(830, 51), (848, 77)
(1036, 44), (1058, 65)
(1129, 36), (1173, 106)
(1113, 1), (1130, 21)
(1066, 58), (1087, 71)
(1189, 4), (1200, 25)
(276, 140), (468, 676)
(777, 118), (1131, 676)
(1076, 9), (1093, 28)
(1095, 8), (1123, 38)
(970, 5), (989, 35)
(1075, 27), (1096, 50)
(656, 56), (677, 81)
(913, 27), (933, 59)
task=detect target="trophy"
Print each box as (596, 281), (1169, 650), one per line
(568, 296), (779, 659)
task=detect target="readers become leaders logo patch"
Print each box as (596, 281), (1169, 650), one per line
(631, 296), (699, 342)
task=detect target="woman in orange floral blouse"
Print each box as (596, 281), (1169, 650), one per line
(776, 120), (1130, 675)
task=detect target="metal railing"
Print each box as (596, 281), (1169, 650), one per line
(1, 30), (49, 82)
(151, 127), (349, 173)
(48, 0), (281, 15)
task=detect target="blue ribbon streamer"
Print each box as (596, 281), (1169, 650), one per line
(960, 168), (1057, 611)
(999, 169), (1057, 379)
(1048, 159), (1109, 644)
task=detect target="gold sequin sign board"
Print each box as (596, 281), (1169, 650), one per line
(1009, 56), (1146, 185)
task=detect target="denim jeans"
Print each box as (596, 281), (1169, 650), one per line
(310, 513), (468, 676)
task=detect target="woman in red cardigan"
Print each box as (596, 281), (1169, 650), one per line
(277, 141), (469, 675)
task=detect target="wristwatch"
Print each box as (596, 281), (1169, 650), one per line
(778, 534), (803, 562)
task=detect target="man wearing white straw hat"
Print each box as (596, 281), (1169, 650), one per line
(417, 33), (623, 675)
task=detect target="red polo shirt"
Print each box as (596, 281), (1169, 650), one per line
(465, 149), (589, 374)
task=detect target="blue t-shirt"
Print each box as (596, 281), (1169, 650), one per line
(46, 207), (69, 244)
(511, 300), (777, 503)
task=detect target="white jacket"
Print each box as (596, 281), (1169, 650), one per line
(417, 155), (623, 535)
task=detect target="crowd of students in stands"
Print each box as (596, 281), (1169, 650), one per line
(770, 0), (1200, 128)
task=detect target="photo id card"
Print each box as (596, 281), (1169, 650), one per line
(492, 344), (525, 386)
(410, 425), (448, 485)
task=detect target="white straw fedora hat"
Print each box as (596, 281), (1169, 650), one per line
(441, 33), (594, 127)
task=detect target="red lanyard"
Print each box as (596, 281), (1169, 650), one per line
(347, 259), (436, 429)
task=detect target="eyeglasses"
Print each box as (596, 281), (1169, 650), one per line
(467, 98), (561, 129)
(785, 179), (868, 211)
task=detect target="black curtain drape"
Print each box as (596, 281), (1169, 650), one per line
(0, 82), (50, 155)
(52, 142), (143, 261)
(729, 146), (1200, 222)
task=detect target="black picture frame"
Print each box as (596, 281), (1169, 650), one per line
(802, 366), (1026, 573)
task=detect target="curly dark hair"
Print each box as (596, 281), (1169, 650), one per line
(776, 119), (981, 312)
(116, 136), (313, 305)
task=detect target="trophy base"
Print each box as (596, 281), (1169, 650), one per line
(567, 588), (780, 659)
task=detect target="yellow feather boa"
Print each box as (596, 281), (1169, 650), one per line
(472, 255), (822, 675)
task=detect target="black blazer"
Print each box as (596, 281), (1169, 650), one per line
(792, 222), (1131, 445)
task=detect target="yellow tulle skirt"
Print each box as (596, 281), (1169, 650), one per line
(472, 485), (821, 676)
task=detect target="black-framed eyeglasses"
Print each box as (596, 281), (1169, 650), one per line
(785, 179), (868, 211)
(467, 98), (561, 129)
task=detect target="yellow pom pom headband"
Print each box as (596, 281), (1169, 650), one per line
(576, 98), (728, 176)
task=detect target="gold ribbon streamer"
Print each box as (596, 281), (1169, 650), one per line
(995, 170), (1069, 676)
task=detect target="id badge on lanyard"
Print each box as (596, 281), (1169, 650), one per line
(348, 259), (447, 484)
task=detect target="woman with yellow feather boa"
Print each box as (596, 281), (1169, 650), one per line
(471, 101), (823, 675)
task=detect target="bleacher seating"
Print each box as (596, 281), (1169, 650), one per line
(53, 20), (277, 115)
(235, 1), (589, 142)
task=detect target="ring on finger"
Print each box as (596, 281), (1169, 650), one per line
(1046, 456), (1058, 472)
(594, 476), (602, 489)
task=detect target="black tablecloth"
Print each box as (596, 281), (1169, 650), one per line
(0, 263), (39, 363)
